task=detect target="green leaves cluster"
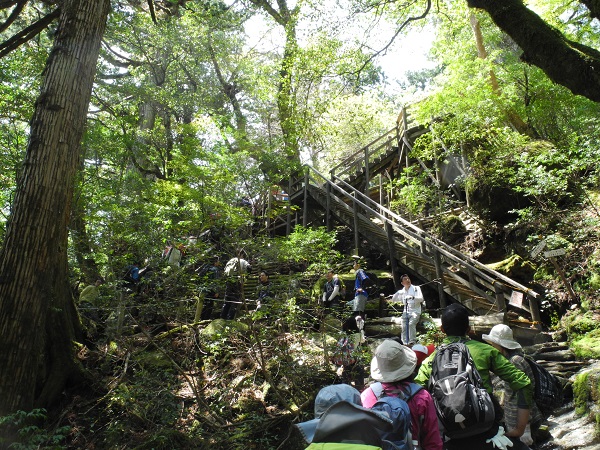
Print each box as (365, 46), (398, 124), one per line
(0, 409), (70, 450)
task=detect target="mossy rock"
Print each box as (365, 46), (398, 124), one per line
(571, 328), (600, 359)
(572, 363), (600, 423)
(201, 318), (249, 338)
(135, 351), (172, 368)
(563, 311), (600, 338)
(435, 215), (467, 244)
(486, 254), (535, 281)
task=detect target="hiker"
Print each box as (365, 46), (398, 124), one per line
(391, 274), (425, 345)
(415, 303), (533, 450)
(199, 256), (221, 321)
(256, 271), (272, 310)
(123, 261), (142, 291)
(361, 340), (443, 450)
(78, 278), (104, 323)
(79, 279), (103, 305)
(295, 383), (396, 449)
(220, 256), (251, 320)
(482, 324), (544, 447)
(342, 257), (370, 332)
(322, 269), (343, 313)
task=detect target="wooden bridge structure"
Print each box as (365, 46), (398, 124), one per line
(271, 108), (542, 326)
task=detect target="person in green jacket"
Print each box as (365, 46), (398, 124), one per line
(415, 303), (533, 450)
(79, 279), (103, 305)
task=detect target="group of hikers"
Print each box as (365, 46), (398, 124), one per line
(297, 303), (560, 450)
(75, 245), (562, 449)
(322, 256), (425, 345)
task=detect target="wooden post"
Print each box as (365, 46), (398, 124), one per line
(379, 173), (384, 210)
(494, 282), (507, 311)
(386, 222), (400, 289)
(194, 294), (204, 322)
(326, 182), (331, 231)
(528, 295), (543, 330)
(379, 293), (386, 317)
(549, 256), (578, 302)
(364, 147), (370, 200)
(353, 193), (360, 253)
(303, 170), (309, 226)
(286, 178), (292, 236)
(433, 251), (447, 309)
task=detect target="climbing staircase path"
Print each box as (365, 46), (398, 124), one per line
(279, 107), (543, 324)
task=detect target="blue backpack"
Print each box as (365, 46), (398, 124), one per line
(370, 382), (422, 450)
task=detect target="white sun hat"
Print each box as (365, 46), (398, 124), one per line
(370, 339), (417, 382)
(482, 324), (522, 350)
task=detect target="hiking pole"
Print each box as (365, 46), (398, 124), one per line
(403, 295), (411, 345)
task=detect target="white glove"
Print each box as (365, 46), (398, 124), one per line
(355, 316), (364, 330)
(520, 424), (533, 446)
(485, 427), (514, 450)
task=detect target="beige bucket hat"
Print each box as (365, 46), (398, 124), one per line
(370, 339), (417, 382)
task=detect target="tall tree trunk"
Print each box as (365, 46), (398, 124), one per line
(0, 0), (110, 415)
(249, 0), (301, 165)
(469, 12), (536, 137)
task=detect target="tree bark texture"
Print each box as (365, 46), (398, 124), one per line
(0, 0), (110, 415)
(467, 0), (600, 102)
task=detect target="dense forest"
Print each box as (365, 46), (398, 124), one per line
(1, 0), (600, 448)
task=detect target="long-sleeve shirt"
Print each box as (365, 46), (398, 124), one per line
(354, 268), (369, 297)
(391, 284), (424, 314)
(361, 382), (443, 450)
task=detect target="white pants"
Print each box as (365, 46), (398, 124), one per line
(353, 294), (367, 312)
(402, 311), (421, 344)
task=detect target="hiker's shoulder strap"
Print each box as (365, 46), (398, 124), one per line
(371, 382), (384, 399)
(403, 382), (424, 401)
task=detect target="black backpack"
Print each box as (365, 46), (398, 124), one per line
(428, 342), (496, 439)
(525, 356), (564, 417)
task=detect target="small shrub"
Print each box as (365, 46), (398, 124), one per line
(0, 408), (70, 450)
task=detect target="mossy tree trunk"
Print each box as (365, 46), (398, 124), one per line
(0, 0), (110, 415)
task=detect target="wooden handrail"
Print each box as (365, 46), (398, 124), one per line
(303, 164), (539, 300)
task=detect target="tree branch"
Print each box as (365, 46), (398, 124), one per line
(101, 40), (143, 68)
(580, 0), (600, 20)
(0, 0), (28, 34)
(356, 0), (431, 77)
(248, 0), (284, 25)
(0, 7), (59, 58)
(467, 0), (600, 102)
(147, 0), (157, 24)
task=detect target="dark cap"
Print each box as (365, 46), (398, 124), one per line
(441, 303), (470, 336)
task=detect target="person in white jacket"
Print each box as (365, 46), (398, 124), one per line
(391, 274), (424, 345)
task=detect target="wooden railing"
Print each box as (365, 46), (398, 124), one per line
(329, 108), (415, 183)
(290, 164), (541, 322)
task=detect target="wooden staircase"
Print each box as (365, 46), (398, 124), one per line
(299, 170), (539, 319)
(279, 107), (542, 323)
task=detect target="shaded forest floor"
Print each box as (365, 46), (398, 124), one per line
(10, 192), (600, 449)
